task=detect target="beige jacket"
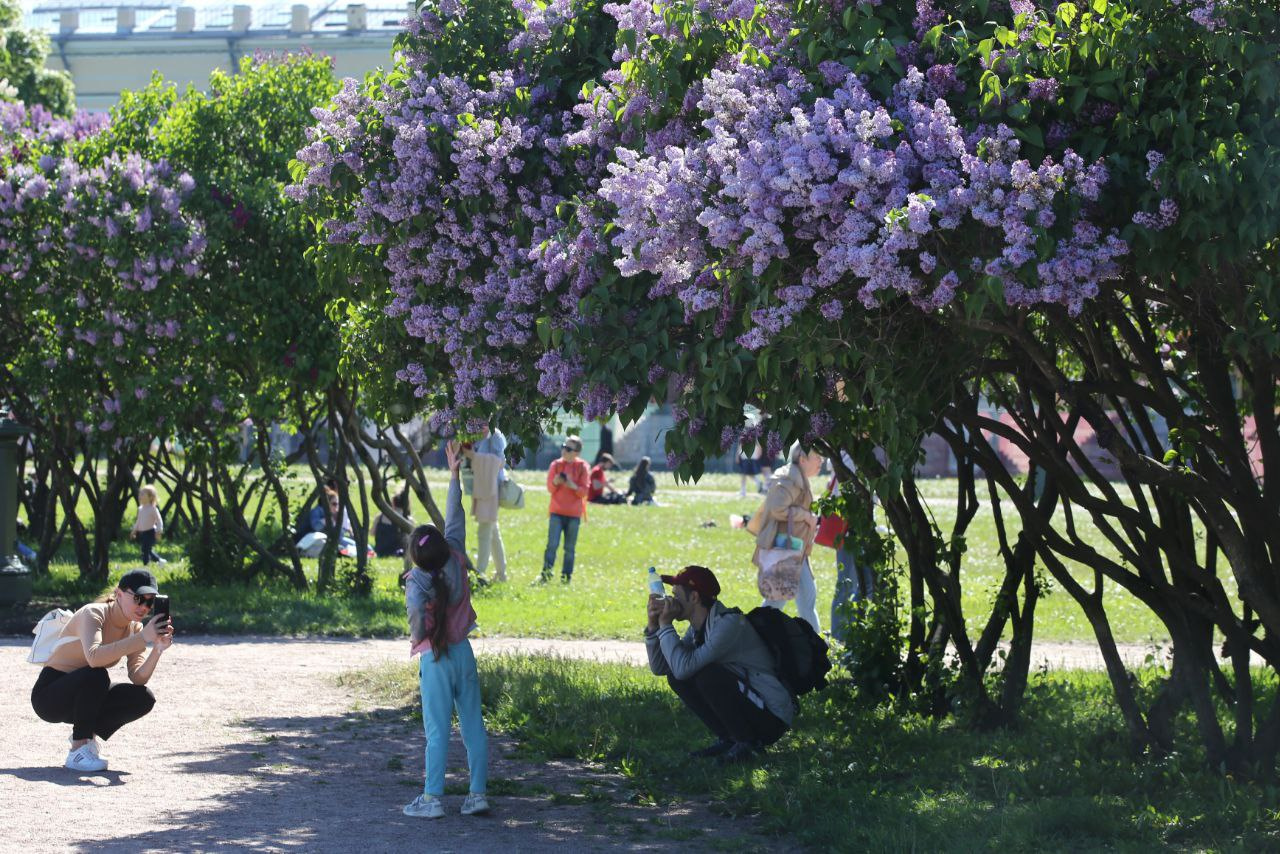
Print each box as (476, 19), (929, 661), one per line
(469, 450), (503, 524)
(749, 463), (817, 555)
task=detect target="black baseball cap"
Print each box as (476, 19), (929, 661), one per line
(118, 569), (159, 596)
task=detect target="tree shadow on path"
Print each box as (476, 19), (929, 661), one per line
(80, 705), (769, 854)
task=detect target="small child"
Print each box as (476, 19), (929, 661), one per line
(402, 441), (489, 819)
(129, 485), (164, 565)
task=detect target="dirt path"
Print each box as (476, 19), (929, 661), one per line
(0, 636), (776, 854)
(468, 635), (1174, 670)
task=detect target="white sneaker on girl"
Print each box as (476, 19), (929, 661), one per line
(403, 794), (445, 819)
(461, 793), (490, 815)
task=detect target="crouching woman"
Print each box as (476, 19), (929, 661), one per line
(31, 569), (174, 772)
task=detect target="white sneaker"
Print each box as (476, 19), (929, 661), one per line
(461, 792), (490, 816)
(65, 744), (108, 772)
(403, 794), (445, 819)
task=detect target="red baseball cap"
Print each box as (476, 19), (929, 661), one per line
(660, 565), (721, 600)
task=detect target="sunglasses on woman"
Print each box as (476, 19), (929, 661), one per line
(131, 593), (156, 609)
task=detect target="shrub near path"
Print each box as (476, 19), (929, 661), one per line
(0, 637), (774, 853)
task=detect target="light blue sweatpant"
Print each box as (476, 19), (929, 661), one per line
(418, 638), (487, 797)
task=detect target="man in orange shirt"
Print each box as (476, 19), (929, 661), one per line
(542, 435), (590, 582)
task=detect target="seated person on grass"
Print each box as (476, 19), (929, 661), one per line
(644, 566), (793, 763)
(588, 453), (627, 505)
(625, 456), (657, 506)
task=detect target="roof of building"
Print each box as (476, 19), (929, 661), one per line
(24, 1), (411, 37)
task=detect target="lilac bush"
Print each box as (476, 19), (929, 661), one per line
(600, 60), (1125, 352)
(290, 0), (779, 438)
(1, 104), (204, 443)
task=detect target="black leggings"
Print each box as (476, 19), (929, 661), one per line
(31, 666), (155, 741)
(137, 529), (157, 564)
(667, 664), (788, 746)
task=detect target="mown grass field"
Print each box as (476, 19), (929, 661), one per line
(27, 469), (1181, 643)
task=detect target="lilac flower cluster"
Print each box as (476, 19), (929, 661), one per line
(1171, 0), (1224, 30)
(601, 60), (1127, 350)
(510, 0), (576, 51)
(0, 102), (110, 144)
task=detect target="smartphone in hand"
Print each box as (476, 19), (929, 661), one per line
(152, 594), (170, 627)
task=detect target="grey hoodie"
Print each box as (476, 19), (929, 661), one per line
(405, 475), (473, 651)
(645, 600), (795, 725)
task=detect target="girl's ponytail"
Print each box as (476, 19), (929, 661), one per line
(428, 567), (450, 660)
(409, 524), (453, 660)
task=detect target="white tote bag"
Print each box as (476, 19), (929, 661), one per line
(28, 609), (76, 665)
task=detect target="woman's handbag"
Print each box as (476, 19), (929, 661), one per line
(498, 477), (525, 510)
(814, 514), (847, 549)
(814, 476), (846, 549)
(755, 509), (806, 600)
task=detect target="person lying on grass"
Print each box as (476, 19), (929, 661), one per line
(644, 566), (793, 764)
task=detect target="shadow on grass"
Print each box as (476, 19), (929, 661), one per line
(418, 656), (1280, 852)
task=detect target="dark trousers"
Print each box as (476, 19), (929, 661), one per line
(31, 666), (155, 741)
(667, 664), (787, 746)
(137, 529), (157, 564)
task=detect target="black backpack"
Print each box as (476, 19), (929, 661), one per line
(745, 606), (832, 696)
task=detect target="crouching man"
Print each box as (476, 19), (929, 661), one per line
(644, 565), (793, 763)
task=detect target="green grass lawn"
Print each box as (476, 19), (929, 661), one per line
(343, 655), (1280, 851)
(25, 470), (1178, 643)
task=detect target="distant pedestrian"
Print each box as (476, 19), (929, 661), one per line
(402, 441), (489, 819)
(736, 440), (766, 498)
(814, 455), (875, 641)
(129, 485), (165, 565)
(542, 435), (589, 582)
(472, 425), (509, 582)
(625, 456), (657, 505)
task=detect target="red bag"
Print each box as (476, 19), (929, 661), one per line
(814, 514), (847, 549)
(814, 475), (847, 549)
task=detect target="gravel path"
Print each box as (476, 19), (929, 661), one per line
(0, 636), (773, 854)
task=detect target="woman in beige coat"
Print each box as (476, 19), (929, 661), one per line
(461, 444), (506, 582)
(749, 442), (825, 633)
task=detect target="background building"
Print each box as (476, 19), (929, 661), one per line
(23, 1), (407, 112)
